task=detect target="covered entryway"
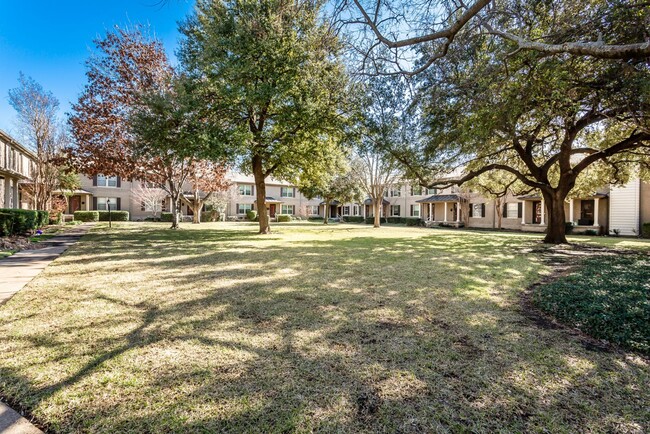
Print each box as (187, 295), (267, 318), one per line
(415, 194), (464, 227)
(253, 197), (282, 218)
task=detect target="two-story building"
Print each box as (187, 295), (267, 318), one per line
(0, 129), (36, 210)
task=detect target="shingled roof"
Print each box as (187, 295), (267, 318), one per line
(416, 194), (461, 203)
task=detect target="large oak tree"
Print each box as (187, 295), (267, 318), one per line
(180, 0), (351, 234)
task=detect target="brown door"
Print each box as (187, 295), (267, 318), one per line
(70, 196), (81, 213)
(269, 204), (276, 217)
(533, 201), (542, 224)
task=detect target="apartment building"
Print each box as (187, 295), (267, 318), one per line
(68, 170), (650, 236)
(0, 129), (36, 210)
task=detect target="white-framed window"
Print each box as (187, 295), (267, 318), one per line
(425, 188), (438, 195)
(342, 206), (350, 215)
(353, 205), (360, 216)
(307, 205), (319, 215)
(506, 202), (519, 219)
(238, 184), (253, 196)
(97, 197), (118, 211)
(410, 204), (420, 217)
(471, 203), (485, 218)
(390, 187), (401, 197)
(237, 203), (253, 214)
(390, 205), (401, 216)
(280, 187), (295, 198)
(281, 204), (295, 215)
(411, 186), (423, 196)
(97, 175), (118, 187)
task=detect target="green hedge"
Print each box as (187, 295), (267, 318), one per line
(342, 216), (364, 223)
(74, 211), (99, 222)
(246, 210), (257, 221)
(386, 217), (406, 224)
(565, 222), (574, 235)
(161, 212), (174, 222)
(0, 209), (48, 236)
(276, 214), (291, 222)
(406, 217), (423, 226)
(98, 211), (129, 221)
(643, 223), (650, 238)
(365, 217), (387, 224)
(308, 216), (323, 221)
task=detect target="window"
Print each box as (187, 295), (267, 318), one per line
(426, 188), (438, 195)
(307, 205), (319, 215)
(470, 203), (485, 218)
(410, 204), (420, 217)
(280, 187), (295, 198)
(238, 184), (253, 196)
(411, 186), (423, 196)
(96, 197), (118, 211)
(505, 202), (519, 219)
(390, 188), (401, 197)
(237, 203), (252, 214)
(353, 205), (360, 216)
(390, 205), (401, 216)
(342, 206), (350, 215)
(281, 204), (295, 215)
(96, 175), (118, 187)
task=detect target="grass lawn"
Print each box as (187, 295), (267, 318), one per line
(0, 222), (648, 433)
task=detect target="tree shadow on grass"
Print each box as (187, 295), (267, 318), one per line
(0, 226), (648, 433)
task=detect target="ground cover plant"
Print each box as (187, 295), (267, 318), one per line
(0, 223), (648, 433)
(534, 253), (650, 355)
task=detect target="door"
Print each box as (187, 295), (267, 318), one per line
(330, 205), (337, 218)
(533, 201), (542, 224)
(580, 200), (595, 225)
(269, 204), (276, 217)
(69, 196), (81, 213)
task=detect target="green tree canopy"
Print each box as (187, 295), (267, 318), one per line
(180, 0), (351, 233)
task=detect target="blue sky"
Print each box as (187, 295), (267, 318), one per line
(0, 0), (194, 136)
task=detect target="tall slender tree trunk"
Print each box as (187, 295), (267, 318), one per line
(373, 199), (381, 228)
(543, 190), (568, 244)
(323, 199), (330, 225)
(192, 191), (202, 224)
(171, 195), (181, 230)
(252, 155), (270, 234)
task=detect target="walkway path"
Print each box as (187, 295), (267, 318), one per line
(0, 223), (93, 433)
(0, 223), (94, 305)
(0, 402), (43, 434)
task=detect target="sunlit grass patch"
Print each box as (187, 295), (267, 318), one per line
(0, 222), (648, 433)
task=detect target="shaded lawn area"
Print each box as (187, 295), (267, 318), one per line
(0, 222), (649, 433)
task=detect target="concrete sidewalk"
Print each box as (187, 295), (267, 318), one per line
(0, 402), (43, 434)
(0, 223), (93, 305)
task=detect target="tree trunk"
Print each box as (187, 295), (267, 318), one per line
(543, 191), (568, 244)
(323, 199), (329, 224)
(373, 199), (381, 228)
(252, 155), (271, 234)
(171, 195), (181, 230)
(192, 192), (202, 224)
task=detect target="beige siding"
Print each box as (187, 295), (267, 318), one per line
(609, 179), (640, 236)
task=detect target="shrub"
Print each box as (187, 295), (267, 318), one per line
(565, 222), (574, 235)
(98, 211), (130, 221)
(342, 216), (364, 223)
(365, 217), (387, 225)
(74, 211), (99, 222)
(201, 211), (218, 222)
(276, 214), (291, 222)
(0, 209), (48, 235)
(246, 210), (257, 221)
(406, 217), (423, 227)
(144, 216), (161, 222)
(643, 223), (650, 239)
(308, 217), (324, 221)
(386, 217), (407, 224)
(161, 212), (174, 222)
(583, 229), (598, 236)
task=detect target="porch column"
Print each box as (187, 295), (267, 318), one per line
(540, 200), (545, 225)
(362, 204), (366, 218)
(4, 177), (11, 208)
(428, 203), (432, 221)
(456, 202), (460, 222)
(593, 198), (600, 227)
(521, 201), (526, 225)
(443, 202), (448, 222)
(568, 199), (574, 223)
